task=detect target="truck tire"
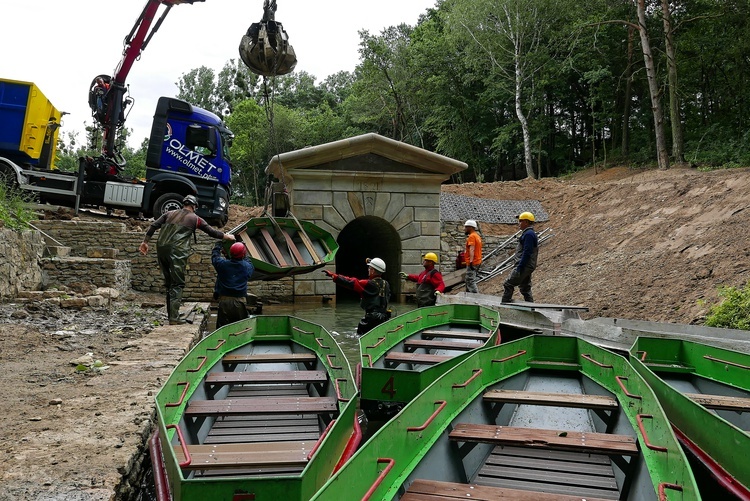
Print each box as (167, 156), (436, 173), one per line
(153, 192), (184, 218)
(0, 161), (19, 191)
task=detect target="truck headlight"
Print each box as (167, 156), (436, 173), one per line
(219, 197), (228, 209)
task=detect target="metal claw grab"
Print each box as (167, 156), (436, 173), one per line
(239, 0), (297, 77)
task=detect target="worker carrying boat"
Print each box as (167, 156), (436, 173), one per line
(139, 195), (237, 325)
(502, 212), (539, 303)
(323, 257), (391, 335)
(211, 241), (255, 328)
(399, 252), (445, 307)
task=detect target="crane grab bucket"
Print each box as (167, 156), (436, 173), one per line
(239, 0), (297, 77)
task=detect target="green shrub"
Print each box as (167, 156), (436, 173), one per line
(0, 184), (35, 231)
(704, 282), (750, 330)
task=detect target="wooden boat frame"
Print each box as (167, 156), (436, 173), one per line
(151, 315), (360, 501)
(630, 336), (750, 499)
(227, 216), (338, 281)
(314, 335), (700, 500)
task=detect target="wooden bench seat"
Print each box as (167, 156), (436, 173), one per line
(185, 396), (337, 417)
(404, 339), (483, 352)
(174, 441), (310, 470)
(498, 322), (544, 334)
(421, 329), (490, 341)
(222, 353), (317, 365)
(206, 370), (327, 386)
(686, 392), (750, 411)
(384, 351), (452, 366)
(401, 479), (612, 501)
(484, 390), (618, 411)
(449, 423), (638, 456)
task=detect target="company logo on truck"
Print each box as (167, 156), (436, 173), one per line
(164, 137), (222, 180)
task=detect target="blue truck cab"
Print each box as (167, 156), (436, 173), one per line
(144, 97), (233, 226)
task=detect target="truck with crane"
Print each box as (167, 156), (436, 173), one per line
(0, 0), (296, 227)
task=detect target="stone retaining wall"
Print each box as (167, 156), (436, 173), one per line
(32, 220), (292, 301)
(0, 228), (45, 299)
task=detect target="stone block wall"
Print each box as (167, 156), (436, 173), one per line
(31, 220), (292, 301)
(0, 228), (45, 299)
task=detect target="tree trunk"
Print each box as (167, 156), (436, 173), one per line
(660, 0), (684, 163)
(622, 26), (634, 157)
(515, 56), (535, 179)
(636, 0), (670, 170)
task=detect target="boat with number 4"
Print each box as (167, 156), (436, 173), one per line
(630, 336), (750, 499)
(314, 335), (700, 501)
(227, 216), (338, 281)
(148, 315), (361, 501)
(358, 304), (543, 420)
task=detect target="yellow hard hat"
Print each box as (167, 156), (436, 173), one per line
(423, 252), (438, 263)
(518, 212), (535, 222)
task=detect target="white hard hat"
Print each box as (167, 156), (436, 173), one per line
(368, 257), (386, 273)
(464, 219), (478, 229)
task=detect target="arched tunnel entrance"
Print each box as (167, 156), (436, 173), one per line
(336, 216), (401, 302)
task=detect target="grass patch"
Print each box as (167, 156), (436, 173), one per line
(0, 184), (35, 231)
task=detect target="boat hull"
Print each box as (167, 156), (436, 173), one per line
(150, 315), (360, 501)
(630, 336), (750, 498)
(314, 335), (700, 500)
(228, 217), (338, 281)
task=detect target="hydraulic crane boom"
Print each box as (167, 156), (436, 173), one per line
(89, 0), (296, 164)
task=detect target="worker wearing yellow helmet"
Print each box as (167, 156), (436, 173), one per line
(502, 212), (539, 303)
(400, 252), (446, 307)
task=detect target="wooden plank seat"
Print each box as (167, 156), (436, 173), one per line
(401, 479), (612, 501)
(421, 329), (490, 341)
(206, 370), (327, 386)
(449, 424), (638, 457)
(222, 353), (317, 365)
(185, 396), (338, 417)
(484, 390), (619, 411)
(174, 441), (311, 470)
(384, 351), (452, 367)
(685, 393), (750, 412)
(260, 227), (289, 266)
(498, 322), (544, 334)
(404, 339), (483, 352)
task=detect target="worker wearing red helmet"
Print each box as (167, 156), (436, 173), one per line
(211, 240), (255, 328)
(139, 194), (236, 325)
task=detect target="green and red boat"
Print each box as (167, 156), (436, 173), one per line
(149, 315), (360, 501)
(630, 336), (750, 499)
(314, 335), (700, 500)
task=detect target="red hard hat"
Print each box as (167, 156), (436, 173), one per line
(229, 242), (247, 259)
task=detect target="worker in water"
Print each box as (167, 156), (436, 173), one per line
(323, 257), (391, 335)
(464, 219), (483, 293)
(139, 195), (236, 325)
(400, 252), (445, 307)
(502, 212), (539, 303)
(212, 240), (255, 328)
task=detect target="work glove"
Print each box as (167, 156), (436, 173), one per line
(322, 270), (335, 278)
(468, 264), (475, 271)
(435, 291), (443, 296)
(399, 272), (407, 279)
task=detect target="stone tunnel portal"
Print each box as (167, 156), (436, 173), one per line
(336, 216), (402, 302)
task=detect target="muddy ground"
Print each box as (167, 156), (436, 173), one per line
(1, 165), (749, 500)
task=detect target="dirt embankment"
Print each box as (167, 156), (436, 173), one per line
(444, 165), (750, 324)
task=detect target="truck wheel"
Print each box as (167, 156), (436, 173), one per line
(153, 193), (184, 218)
(0, 161), (19, 191)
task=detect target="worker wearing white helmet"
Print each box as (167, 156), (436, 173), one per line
(323, 257), (391, 335)
(400, 252), (445, 307)
(502, 212), (539, 303)
(464, 220), (483, 293)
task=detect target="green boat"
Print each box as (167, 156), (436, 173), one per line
(149, 315), (361, 501)
(630, 336), (750, 498)
(227, 216), (338, 281)
(314, 335), (700, 500)
(359, 304), (515, 420)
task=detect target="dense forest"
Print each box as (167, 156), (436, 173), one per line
(57, 0), (750, 206)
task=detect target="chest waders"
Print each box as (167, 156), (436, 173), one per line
(415, 269), (438, 307)
(357, 277), (391, 335)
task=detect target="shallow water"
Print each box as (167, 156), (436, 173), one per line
(262, 300), (417, 369)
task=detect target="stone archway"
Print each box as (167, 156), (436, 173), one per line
(265, 133), (467, 303)
(336, 216), (402, 302)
